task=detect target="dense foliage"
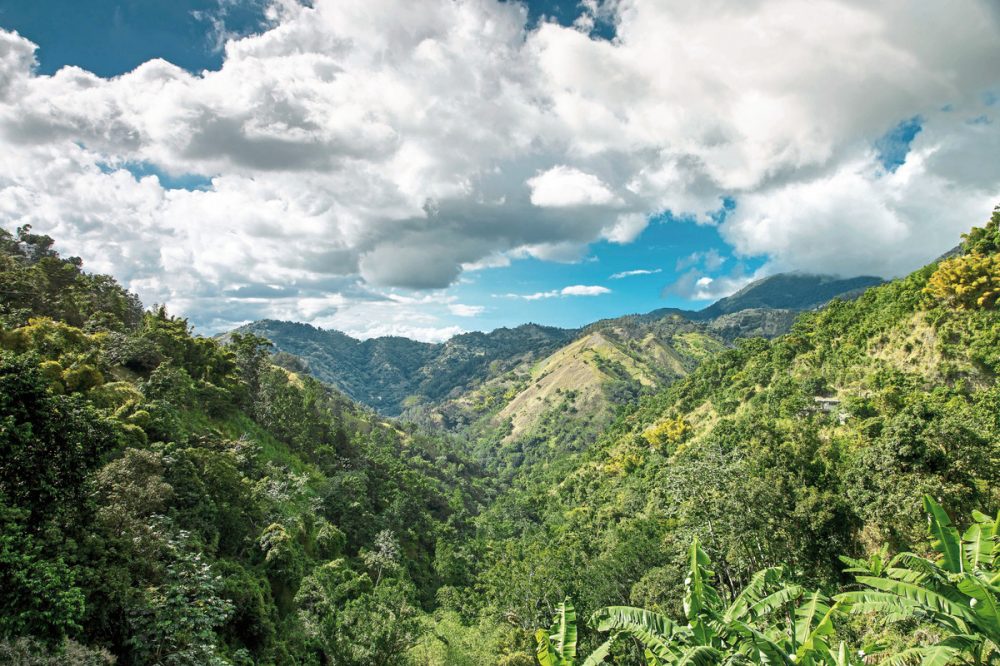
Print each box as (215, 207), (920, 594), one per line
(535, 496), (998, 665)
(0, 226), (491, 664)
(435, 210), (1000, 663)
(1, 207), (999, 664)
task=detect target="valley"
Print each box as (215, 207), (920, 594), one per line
(235, 273), (881, 468)
(1, 214), (998, 664)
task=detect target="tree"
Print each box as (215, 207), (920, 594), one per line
(126, 530), (234, 666)
(535, 598), (612, 666)
(228, 332), (273, 407)
(258, 523), (307, 614)
(94, 447), (173, 540)
(961, 206), (1000, 256)
(325, 579), (421, 665)
(0, 507), (85, 644)
(0, 350), (120, 529)
(363, 530), (401, 587)
(924, 252), (1000, 310)
(642, 417), (690, 451)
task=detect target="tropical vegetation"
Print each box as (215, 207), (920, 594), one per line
(534, 495), (999, 665)
(0, 206), (999, 664)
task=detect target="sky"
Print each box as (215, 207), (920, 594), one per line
(0, 1), (997, 341)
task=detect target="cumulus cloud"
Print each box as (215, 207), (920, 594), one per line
(560, 284), (611, 296)
(664, 247), (758, 301)
(676, 249), (726, 272)
(527, 165), (620, 207)
(448, 303), (485, 317)
(306, 292), (471, 342)
(601, 212), (649, 244)
(610, 268), (661, 279)
(721, 128), (1000, 277)
(0, 0), (997, 334)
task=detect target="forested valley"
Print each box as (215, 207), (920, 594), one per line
(2, 208), (1000, 665)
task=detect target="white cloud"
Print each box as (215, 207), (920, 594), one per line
(448, 303), (485, 317)
(721, 134), (1000, 277)
(503, 284), (611, 300)
(610, 268), (662, 279)
(520, 291), (559, 300)
(460, 253), (511, 271)
(676, 249), (726, 272)
(601, 212), (649, 243)
(663, 268), (759, 302)
(307, 294), (469, 342)
(0, 0), (996, 334)
(344, 323), (465, 343)
(527, 165), (620, 208)
(560, 284), (611, 296)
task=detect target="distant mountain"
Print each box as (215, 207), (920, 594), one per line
(693, 273), (884, 320)
(228, 319), (575, 415)
(420, 314), (724, 462)
(228, 272), (884, 422)
(706, 307), (801, 341)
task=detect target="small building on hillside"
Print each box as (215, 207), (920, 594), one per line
(814, 397), (840, 412)
(810, 397), (849, 424)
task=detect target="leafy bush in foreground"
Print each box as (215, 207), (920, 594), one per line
(536, 497), (998, 665)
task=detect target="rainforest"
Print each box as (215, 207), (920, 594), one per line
(2, 0), (1000, 664)
(1, 209), (999, 664)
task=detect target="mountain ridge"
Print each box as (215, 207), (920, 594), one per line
(691, 272), (884, 319)
(3, 208), (998, 665)
(230, 272), (884, 416)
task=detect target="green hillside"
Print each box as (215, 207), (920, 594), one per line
(444, 208), (1000, 662)
(232, 274), (881, 424)
(3, 210), (999, 665)
(230, 319), (576, 416)
(234, 274), (881, 474)
(0, 226), (493, 664)
(411, 314), (724, 477)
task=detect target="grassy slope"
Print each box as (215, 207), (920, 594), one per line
(232, 320), (576, 415)
(413, 314), (725, 476)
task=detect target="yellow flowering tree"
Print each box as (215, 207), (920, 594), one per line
(924, 251), (1000, 310)
(642, 416), (691, 450)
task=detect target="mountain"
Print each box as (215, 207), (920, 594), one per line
(691, 273), (885, 319)
(417, 313), (725, 469)
(225, 272), (886, 473)
(229, 319), (576, 415)
(705, 306), (801, 340)
(465, 210), (1000, 648)
(4, 210), (999, 665)
(232, 272), (884, 423)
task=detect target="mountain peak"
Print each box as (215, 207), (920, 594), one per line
(695, 273), (884, 320)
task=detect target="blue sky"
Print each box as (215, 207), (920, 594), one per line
(0, 0), (268, 75)
(449, 215), (763, 330)
(0, 0), (752, 332)
(0, 0), (996, 340)
(0, 0), (609, 76)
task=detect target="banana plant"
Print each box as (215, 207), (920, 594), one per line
(837, 495), (1000, 666)
(536, 597), (613, 666)
(539, 539), (861, 665)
